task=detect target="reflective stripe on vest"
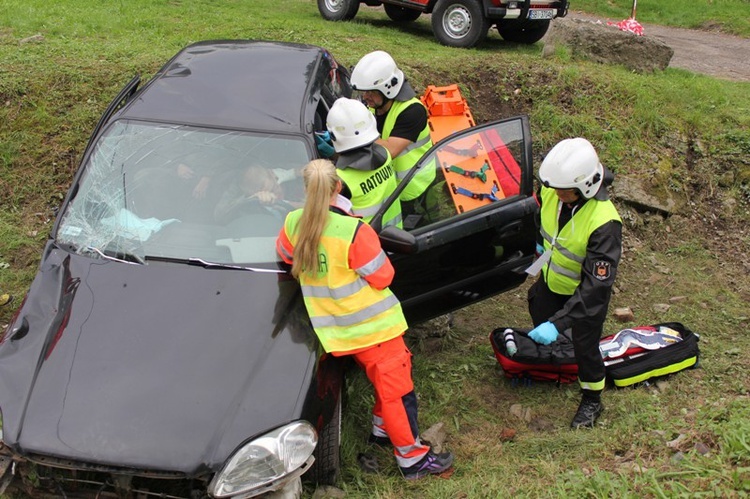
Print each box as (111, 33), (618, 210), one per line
(380, 98), (436, 201)
(540, 186), (622, 295)
(337, 155), (403, 229)
(284, 209), (407, 353)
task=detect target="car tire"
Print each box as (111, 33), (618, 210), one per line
(308, 387), (342, 485)
(384, 4), (422, 23)
(496, 19), (551, 44)
(317, 0), (360, 21)
(431, 0), (489, 48)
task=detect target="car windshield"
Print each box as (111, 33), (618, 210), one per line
(57, 120), (309, 265)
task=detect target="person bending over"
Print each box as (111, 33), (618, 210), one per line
(276, 159), (453, 479)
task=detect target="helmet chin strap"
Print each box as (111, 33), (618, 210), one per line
(371, 92), (391, 112)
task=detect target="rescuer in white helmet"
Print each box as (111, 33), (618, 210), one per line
(526, 137), (623, 429)
(350, 51), (435, 204)
(326, 97), (402, 230)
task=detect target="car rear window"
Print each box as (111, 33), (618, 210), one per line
(57, 121), (309, 266)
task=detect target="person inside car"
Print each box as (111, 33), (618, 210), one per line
(214, 164), (300, 224)
(326, 97), (403, 229)
(350, 51), (435, 208)
(275, 158), (454, 480)
(525, 137), (623, 429)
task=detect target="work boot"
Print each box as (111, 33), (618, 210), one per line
(571, 397), (604, 429)
(399, 449), (454, 480)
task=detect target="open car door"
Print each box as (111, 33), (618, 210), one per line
(373, 115), (539, 325)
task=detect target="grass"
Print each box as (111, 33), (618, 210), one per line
(572, 0), (750, 38)
(1, 0), (749, 497)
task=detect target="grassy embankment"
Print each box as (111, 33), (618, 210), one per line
(1, 0), (748, 497)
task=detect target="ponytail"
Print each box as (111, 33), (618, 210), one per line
(292, 159), (340, 279)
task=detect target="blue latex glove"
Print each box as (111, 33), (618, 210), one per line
(315, 131), (335, 158)
(536, 243), (545, 256)
(528, 321), (559, 345)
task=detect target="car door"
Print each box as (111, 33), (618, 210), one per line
(372, 115), (539, 325)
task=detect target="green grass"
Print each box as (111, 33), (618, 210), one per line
(572, 0), (750, 37)
(1, 0), (750, 497)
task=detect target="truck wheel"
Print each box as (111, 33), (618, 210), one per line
(317, 0), (359, 21)
(432, 0), (489, 48)
(384, 4), (422, 23)
(496, 19), (551, 44)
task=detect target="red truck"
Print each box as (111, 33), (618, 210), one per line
(317, 0), (569, 48)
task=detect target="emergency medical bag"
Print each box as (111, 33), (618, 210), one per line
(489, 326), (578, 385)
(489, 322), (700, 387)
(601, 322), (700, 387)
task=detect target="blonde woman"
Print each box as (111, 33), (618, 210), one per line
(276, 159), (453, 480)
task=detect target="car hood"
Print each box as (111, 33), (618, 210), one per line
(0, 246), (319, 475)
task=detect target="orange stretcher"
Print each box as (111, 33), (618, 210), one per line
(421, 84), (521, 214)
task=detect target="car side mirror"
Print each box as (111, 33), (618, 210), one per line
(378, 226), (417, 254)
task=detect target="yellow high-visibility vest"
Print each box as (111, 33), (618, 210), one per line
(540, 186), (621, 295)
(381, 98), (435, 201)
(336, 149), (402, 229)
(284, 209), (407, 353)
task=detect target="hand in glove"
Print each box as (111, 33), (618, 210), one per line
(536, 243), (545, 257)
(528, 321), (559, 345)
(315, 131), (335, 158)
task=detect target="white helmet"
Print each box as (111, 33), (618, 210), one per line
(326, 98), (380, 153)
(538, 138), (604, 199)
(350, 50), (404, 99)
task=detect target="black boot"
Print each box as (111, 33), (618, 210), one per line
(571, 397), (604, 429)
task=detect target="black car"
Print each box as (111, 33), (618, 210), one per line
(0, 40), (538, 498)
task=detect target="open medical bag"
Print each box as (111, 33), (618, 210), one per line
(489, 327), (578, 385)
(601, 322), (700, 387)
(489, 322), (700, 387)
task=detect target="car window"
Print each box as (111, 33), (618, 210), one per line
(399, 119), (527, 231)
(321, 49), (352, 100)
(56, 121), (309, 266)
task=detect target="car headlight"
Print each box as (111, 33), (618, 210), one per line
(209, 421), (317, 498)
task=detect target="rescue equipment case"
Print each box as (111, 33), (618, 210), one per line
(602, 322), (700, 387)
(489, 322), (700, 387)
(489, 326), (578, 385)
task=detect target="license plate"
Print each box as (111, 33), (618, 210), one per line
(528, 9), (555, 20)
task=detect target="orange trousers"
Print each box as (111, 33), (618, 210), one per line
(352, 335), (429, 466)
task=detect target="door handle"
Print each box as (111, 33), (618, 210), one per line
(496, 221), (523, 239)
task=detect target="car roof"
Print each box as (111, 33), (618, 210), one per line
(119, 40), (331, 134)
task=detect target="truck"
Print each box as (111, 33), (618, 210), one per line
(317, 0), (569, 48)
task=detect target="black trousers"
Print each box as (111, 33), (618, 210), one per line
(527, 278), (606, 386)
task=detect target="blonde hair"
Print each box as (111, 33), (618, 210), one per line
(292, 159), (340, 279)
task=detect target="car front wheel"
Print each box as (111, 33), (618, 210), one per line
(496, 19), (551, 44)
(384, 4), (422, 23)
(308, 387), (342, 485)
(317, 0), (360, 21)
(431, 0), (489, 48)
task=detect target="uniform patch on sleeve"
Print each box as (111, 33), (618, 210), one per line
(594, 261), (611, 281)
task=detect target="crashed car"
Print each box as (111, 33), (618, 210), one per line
(0, 40), (538, 498)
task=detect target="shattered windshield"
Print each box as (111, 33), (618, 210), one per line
(57, 121), (309, 265)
